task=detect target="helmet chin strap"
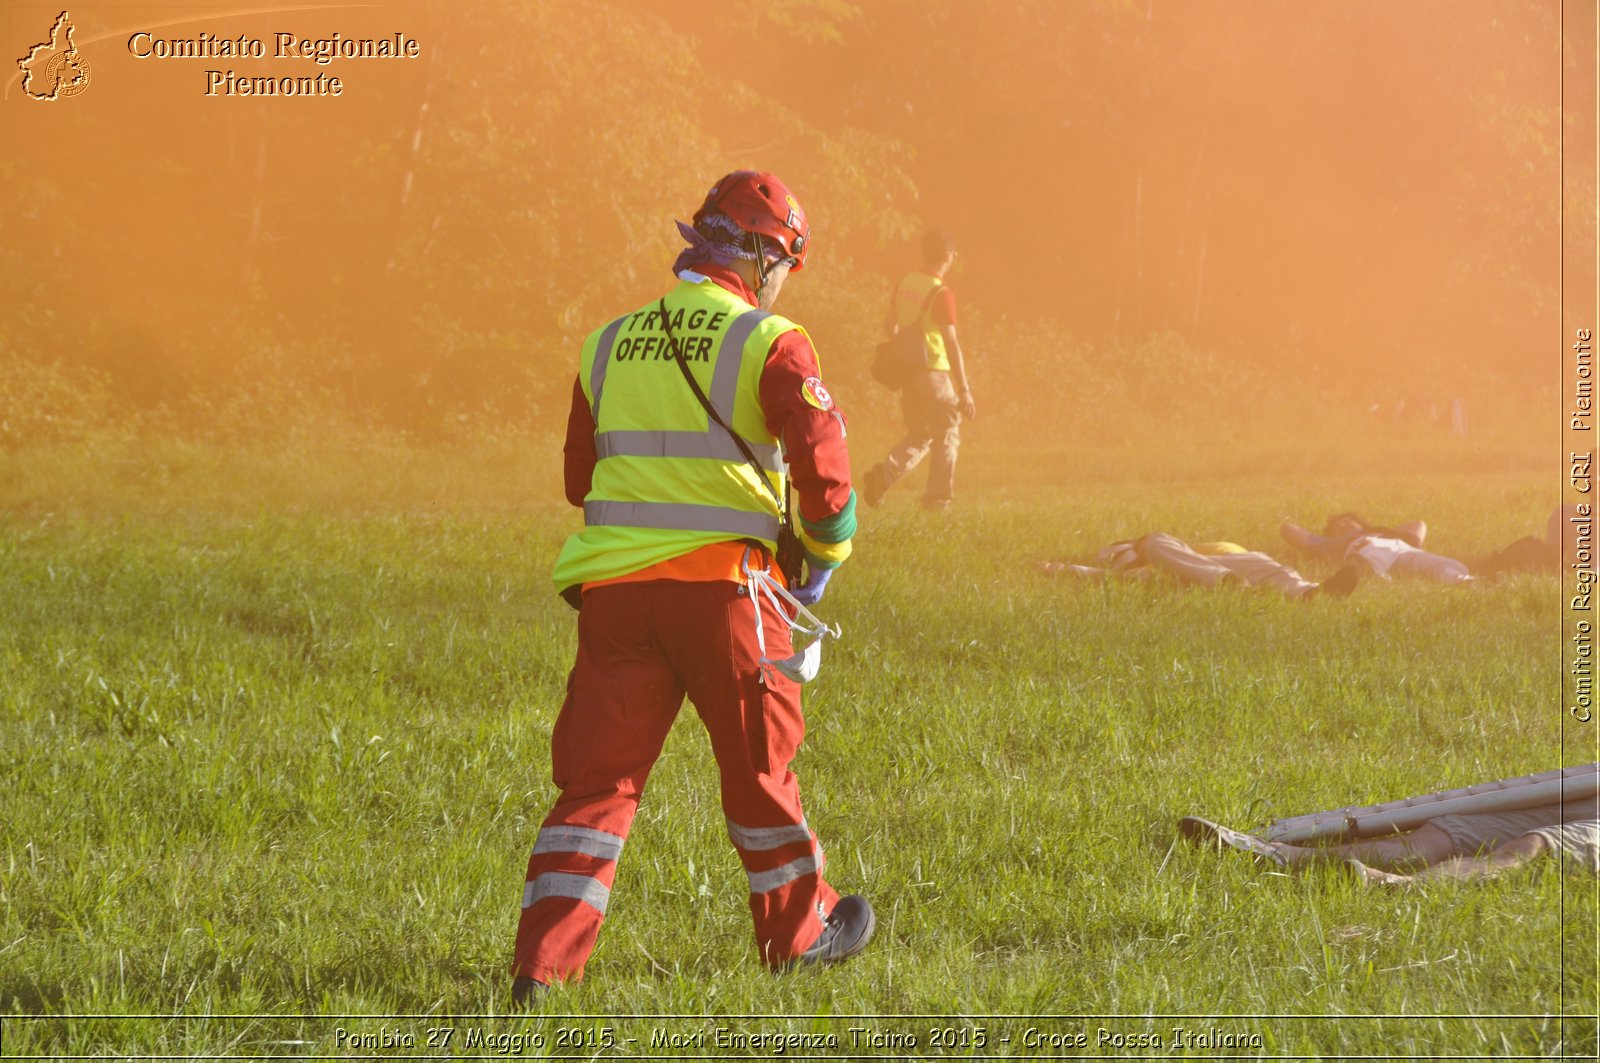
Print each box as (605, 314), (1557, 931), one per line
(749, 231), (771, 295)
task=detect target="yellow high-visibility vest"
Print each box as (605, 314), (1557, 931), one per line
(553, 277), (803, 593)
(893, 272), (949, 372)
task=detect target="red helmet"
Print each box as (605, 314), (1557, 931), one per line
(694, 170), (811, 270)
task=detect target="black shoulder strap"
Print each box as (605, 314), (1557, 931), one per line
(657, 297), (789, 520)
(898, 277), (942, 327)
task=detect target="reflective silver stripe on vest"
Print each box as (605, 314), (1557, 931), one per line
(533, 825), (625, 862)
(584, 500), (781, 542)
(589, 304), (784, 473)
(522, 871), (611, 914)
(709, 308), (768, 412)
(745, 853), (822, 895)
(588, 314), (629, 421)
(727, 818), (812, 852)
(594, 429), (784, 472)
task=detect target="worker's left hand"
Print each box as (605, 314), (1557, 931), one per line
(791, 565), (832, 606)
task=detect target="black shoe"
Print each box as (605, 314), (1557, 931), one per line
(789, 894), (875, 969)
(511, 976), (549, 1007)
(1320, 562), (1363, 600)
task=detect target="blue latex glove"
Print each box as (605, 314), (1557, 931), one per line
(790, 565), (833, 606)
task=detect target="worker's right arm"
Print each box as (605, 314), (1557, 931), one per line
(563, 376), (596, 508)
(933, 288), (976, 420)
(940, 322), (977, 421)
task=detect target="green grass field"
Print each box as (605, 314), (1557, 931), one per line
(1, 418), (1593, 1059)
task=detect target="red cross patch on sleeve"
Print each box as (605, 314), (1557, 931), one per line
(800, 376), (834, 411)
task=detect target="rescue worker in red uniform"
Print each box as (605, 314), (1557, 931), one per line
(511, 172), (874, 1001)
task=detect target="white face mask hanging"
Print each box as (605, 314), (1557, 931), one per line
(770, 632), (825, 684)
(741, 549), (841, 686)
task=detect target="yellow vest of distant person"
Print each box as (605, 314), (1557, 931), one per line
(894, 271), (950, 372)
(553, 277), (799, 593)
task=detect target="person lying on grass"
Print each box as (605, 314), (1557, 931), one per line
(1474, 503), (1591, 578)
(1038, 532), (1361, 601)
(1280, 512), (1473, 585)
(1180, 796), (1599, 887)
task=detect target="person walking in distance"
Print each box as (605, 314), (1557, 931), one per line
(862, 228), (976, 511)
(510, 172), (873, 1004)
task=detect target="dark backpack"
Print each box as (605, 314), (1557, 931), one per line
(871, 283), (942, 390)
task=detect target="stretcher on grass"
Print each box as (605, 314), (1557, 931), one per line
(1260, 763), (1600, 844)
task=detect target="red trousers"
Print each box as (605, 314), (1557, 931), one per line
(512, 578), (837, 984)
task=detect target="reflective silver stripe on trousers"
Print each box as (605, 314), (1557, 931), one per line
(588, 315), (629, 421)
(745, 853), (822, 895)
(594, 429), (783, 472)
(727, 818), (812, 851)
(533, 825), (625, 862)
(522, 872), (611, 914)
(584, 500), (781, 542)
